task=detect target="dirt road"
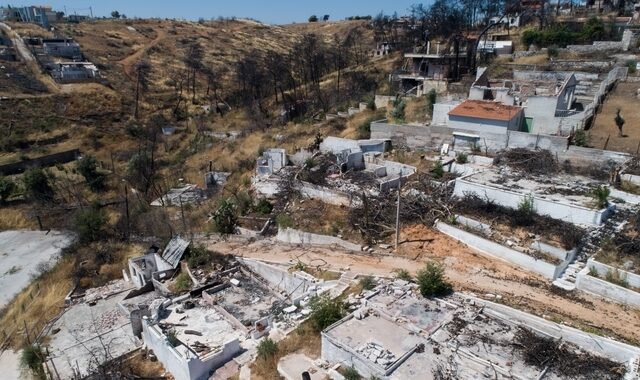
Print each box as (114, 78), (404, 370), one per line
(204, 224), (640, 343)
(590, 81), (640, 154)
(118, 28), (167, 80)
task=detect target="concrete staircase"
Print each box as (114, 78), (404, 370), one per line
(330, 271), (358, 297)
(553, 262), (585, 291)
(552, 208), (631, 291)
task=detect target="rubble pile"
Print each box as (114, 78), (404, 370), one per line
(357, 341), (397, 367)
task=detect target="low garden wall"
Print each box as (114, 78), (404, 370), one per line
(277, 227), (362, 252)
(436, 221), (557, 279)
(453, 177), (613, 227)
(587, 258), (640, 288)
(575, 267), (640, 309)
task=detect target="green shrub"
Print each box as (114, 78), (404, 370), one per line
(77, 155), (106, 192)
(20, 345), (45, 379)
(357, 120), (372, 139)
(416, 262), (452, 298)
(0, 175), (16, 203)
(187, 245), (210, 268)
(343, 366), (362, 380)
(174, 273), (192, 292)
(455, 152), (468, 164)
(547, 46), (559, 58)
(390, 98), (406, 123)
(605, 269), (629, 288)
(212, 199), (237, 234)
(592, 185), (610, 209)
(426, 89), (437, 117)
(234, 191), (253, 216)
(276, 213), (293, 228)
(573, 129), (589, 147)
(22, 168), (54, 202)
(393, 268), (413, 282)
(254, 198), (273, 215)
(257, 337), (278, 360)
(359, 275), (376, 290)
(517, 195), (535, 215)
(74, 203), (108, 243)
(432, 161), (445, 179)
(309, 294), (346, 331)
(626, 60), (637, 74)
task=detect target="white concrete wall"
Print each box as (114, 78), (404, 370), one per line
(473, 296), (640, 363)
(239, 258), (313, 299)
(576, 267), (640, 309)
(141, 320), (239, 380)
(453, 178), (612, 227)
(432, 102), (460, 125)
(621, 173), (640, 187)
(436, 221), (558, 279)
(298, 181), (353, 207)
(587, 258), (640, 288)
(277, 227), (362, 252)
(448, 115), (511, 134)
(321, 329), (386, 379)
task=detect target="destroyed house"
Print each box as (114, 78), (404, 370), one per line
(393, 40), (472, 95)
(467, 68), (594, 135)
(49, 62), (99, 82)
(128, 236), (190, 289)
(321, 282), (640, 379)
(42, 39), (82, 59)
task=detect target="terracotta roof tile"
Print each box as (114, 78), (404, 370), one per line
(448, 100), (523, 121)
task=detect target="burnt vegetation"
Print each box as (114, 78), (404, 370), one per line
(515, 328), (625, 380)
(349, 174), (453, 244)
(456, 193), (583, 249)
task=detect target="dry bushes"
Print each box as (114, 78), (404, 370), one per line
(515, 328), (625, 379)
(493, 148), (558, 174)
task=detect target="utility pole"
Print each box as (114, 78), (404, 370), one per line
(395, 170), (402, 250)
(123, 183), (130, 240)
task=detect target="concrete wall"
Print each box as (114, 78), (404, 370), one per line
(436, 221), (558, 279)
(277, 227), (362, 252)
(432, 102), (460, 125)
(372, 120), (631, 168)
(575, 267), (640, 309)
(587, 258), (640, 288)
(141, 319), (241, 380)
(473, 296), (640, 363)
(299, 181), (353, 207)
(448, 114), (521, 134)
(453, 178), (613, 226)
(239, 258), (313, 300)
(321, 332), (386, 379)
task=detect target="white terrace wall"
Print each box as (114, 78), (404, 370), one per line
(452, 177), (614, 226)
(277, 227), (362, 252)
(239, 258), (313, 299)
(298, 181), (353, 207)
(473, 296), (640, 364)
(141, 319), (241, 380)
(587, 258), (640, 288)
(372, 120), (630, 167)
(436, 221), (558, 279)
(575, 267), (640, 309)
